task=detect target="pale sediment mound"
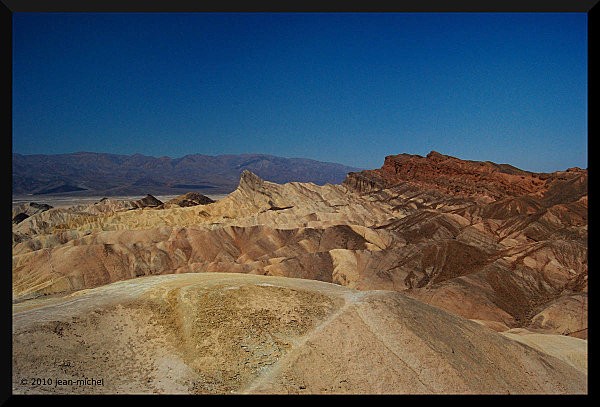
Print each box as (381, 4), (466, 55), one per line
(501, 328), (587, 374)
(528, 294), (588, 339)
(12, 273), (586, 395)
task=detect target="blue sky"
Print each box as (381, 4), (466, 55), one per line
(13, 12), (587, 172)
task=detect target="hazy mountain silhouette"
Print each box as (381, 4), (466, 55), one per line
(12, 152), (362, 196)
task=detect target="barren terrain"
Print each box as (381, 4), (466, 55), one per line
(12, 151), (587, 394)
(13, 273), (586, 394)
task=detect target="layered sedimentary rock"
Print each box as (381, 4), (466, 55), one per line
(12, 152), (587, 342)
(12, 150), (588, 394)
(12, 170), (397, 247)
(343, 152), (587, 338)
(344, 151), (587, 203)
(12, 273), (587, 394)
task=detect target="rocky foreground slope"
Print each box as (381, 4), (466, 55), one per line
(13, 273), (586, 394)
(12, 151), (587, 393)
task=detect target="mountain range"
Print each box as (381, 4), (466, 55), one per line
(12, 152), (362, 196)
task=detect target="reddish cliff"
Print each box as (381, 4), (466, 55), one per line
(344, 151), (587, 203)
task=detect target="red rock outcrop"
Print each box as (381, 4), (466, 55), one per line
(344, 151), (587, 203)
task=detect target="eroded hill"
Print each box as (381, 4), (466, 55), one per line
(12, 273), (587, 394)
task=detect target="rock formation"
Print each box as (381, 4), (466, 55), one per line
(163, 192), (215, 208)
(12, 152), (587, 339)
(344, 151), (587, 203)
(12, 151), (587, 394)
(12, 202), (53, 224)
(131, 194), (163, 209)
(348, 152), (588, 339)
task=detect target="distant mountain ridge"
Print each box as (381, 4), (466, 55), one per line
(12, 152), (362, 196)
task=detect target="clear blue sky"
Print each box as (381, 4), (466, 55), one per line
(13, 12), (587, 172)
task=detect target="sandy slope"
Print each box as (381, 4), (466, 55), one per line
(501, 328), (587, 374)
(13, 273), (586, 395)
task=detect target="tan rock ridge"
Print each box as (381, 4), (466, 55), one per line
(12, 171), (397, 243)
(12, 273), (587, 394)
